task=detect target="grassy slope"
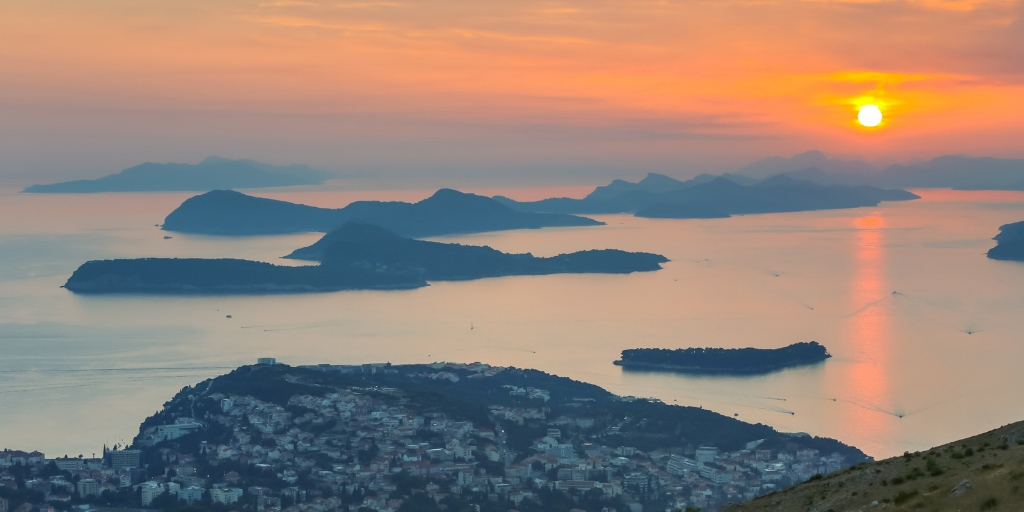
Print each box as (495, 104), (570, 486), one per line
(727, 421), (1024, 512)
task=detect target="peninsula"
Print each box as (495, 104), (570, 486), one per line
(64, 223), (667, 294)
(4, 361), (861, 512)
(23, 156), (336, 193)
(614, 341), (831, 375)
(986, 220), (1024, 262)
(161, 188), (601, 236)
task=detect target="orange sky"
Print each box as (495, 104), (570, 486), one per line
(2, 0), (1023, 184)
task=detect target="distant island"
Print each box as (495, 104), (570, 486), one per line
(23, 156), (337, 193)
(986, 220), (1024, 261)
(735, 150), (1024, 191)
(493, 173), (919, 219)
(161, 188), (602, 236)
(64, 223), (667, 294)
(614, 341), (831, 375)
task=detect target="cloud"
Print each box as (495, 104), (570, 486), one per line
(241, 15), (391, 30)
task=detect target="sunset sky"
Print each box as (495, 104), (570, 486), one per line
(2, 0), (1023, 185)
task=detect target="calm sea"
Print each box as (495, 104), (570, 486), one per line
(1, 184), (1023, 460)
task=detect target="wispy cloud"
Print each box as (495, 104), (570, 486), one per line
(242, 15), (391, 31)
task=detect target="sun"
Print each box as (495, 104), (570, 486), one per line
(858, 104), (883, 127)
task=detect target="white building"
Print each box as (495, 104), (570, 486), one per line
(109, 449), (141, 470)
(140, 482), (164, 506)
(210, 487), (243, 505)
(156, 419), (202, 441)
(178, 486), (205, 505)
(695, 446), (718, 464)
(77, 479), (100, 498)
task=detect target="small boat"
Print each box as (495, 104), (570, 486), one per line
(163, 236), (173, 239)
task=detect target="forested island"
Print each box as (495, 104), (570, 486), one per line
(614, 342), (831, 375)
(23, 156), (336, 193)
(986, 220), (1024, 261)
(161, 188), (600, 236)
(64, 223), (667, 294)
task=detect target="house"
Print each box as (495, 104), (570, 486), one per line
(178, 486), (205, 505)
(76, 479), (100, 498)
(140, 482), (164, 506)
(210, 487), (243, 505)
(695, 447), (718, 463)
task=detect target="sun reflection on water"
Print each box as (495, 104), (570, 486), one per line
(843, 213), (895, 438)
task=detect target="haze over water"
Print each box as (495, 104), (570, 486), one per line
(2, 186), (1023, 460)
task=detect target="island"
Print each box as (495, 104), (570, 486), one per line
(493, 173), (919, 218)
(23, 156), (336, 193)
(62, 257), (426, 294)
(986, 220), (1024, 261)
(64, 223), (667, 294)
(614, 341), (831, 375)
(161, 188), (602, 236)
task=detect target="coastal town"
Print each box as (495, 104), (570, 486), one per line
(0, 361), (855, 512)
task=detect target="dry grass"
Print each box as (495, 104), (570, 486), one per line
(726, 420), (1024, 512)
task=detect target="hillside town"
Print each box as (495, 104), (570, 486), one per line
(0, 362), (852, 512)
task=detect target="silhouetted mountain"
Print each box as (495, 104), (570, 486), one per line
(987, 220), (1024, 262)
(736, 150), (880, 179)
(735, 151), (1024, 190)
(584, 173), (692, 201)
(65, 223), (666, 294)
(23, 156), (336, 193)
(496, 174), (918, 218)
(288, 223), (668, 280)
(882, 155), (1024, 190)
(161, 188), (602, 236)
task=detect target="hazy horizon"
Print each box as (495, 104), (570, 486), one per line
(5, 149), (1022, 192)
(4, 1), (1024, 186)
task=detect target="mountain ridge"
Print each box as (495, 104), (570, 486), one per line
(161, 188), (602, 237)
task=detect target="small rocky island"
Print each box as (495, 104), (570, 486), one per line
(64, 223), (668, 294)
(614, 341), (831, 375)
(986, 220), (1024, 262)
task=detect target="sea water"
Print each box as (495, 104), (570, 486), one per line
(1, 185), (1022, 459)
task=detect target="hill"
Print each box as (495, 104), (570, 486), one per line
(118, 362), (866, 512)
(288, 223), (667, 279)
(23, 156), (336, 193)
(64, 223), (666, 294)
(726, 421), (1024, 512)
(495, 174), (918, 218)
(986, 220), (1024, 262)
(161, 188), (602, 236)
